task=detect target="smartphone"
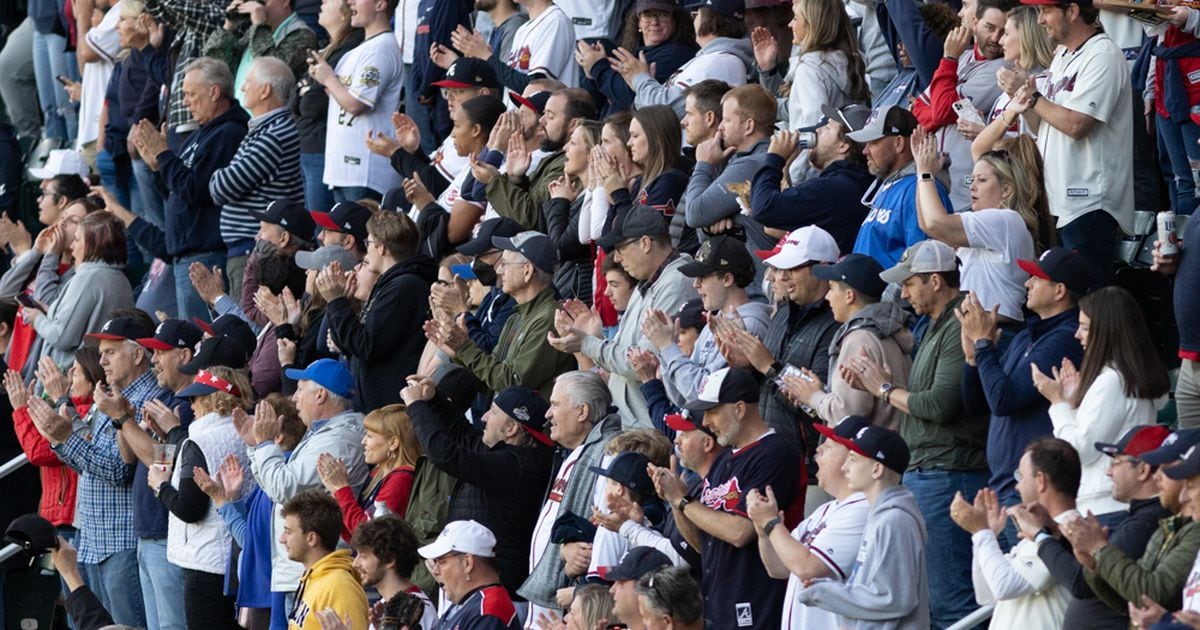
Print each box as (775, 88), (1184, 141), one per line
(55, 75), (71, 86)
(16, 294), (40, 310)
(952, 98), (985, 125)
(450, 263), (476, 280)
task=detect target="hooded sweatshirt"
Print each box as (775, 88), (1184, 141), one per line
(632, 37), (753, 117)
(808, 301), (913, 431)
(289, 549), (369, 630)
(326, 253), (437, 412)
(796, 484), (930, 630)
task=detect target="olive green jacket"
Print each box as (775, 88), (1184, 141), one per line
(1085, 515), (1200, 613)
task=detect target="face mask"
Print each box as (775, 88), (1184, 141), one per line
(254, 238), (281, 258)
(472, 258), (497, 286)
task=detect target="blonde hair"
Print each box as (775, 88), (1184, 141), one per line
(793, 0), (870, 103)
(1009, 6), (1055, 71)
(605, 429), (673, 467)
(978, 136), (1054, 253)
(572, 584), (616, 629)
(363, 403), (422, 472)
(192, 366), (254, 417)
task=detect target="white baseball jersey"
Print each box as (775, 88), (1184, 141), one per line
(506, 4), (579, 87)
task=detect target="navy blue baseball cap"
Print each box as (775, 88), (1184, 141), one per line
(195, 314), (257, 359)
(310, 201), (372, 244)
(675, 298), (706, 330)
(250, 199), (318, 243)
(813, 254), (888, 301)
(701, 0), (744, 18)
(1095, 424), (1172, 458)
(284, 358), (355, 399)
(178, 336), (251, 375)
(820, 422), (910, 475)
(493, 386), (553, 447)
(510, 90), (551, 115)
(813, 415), (873, 445)
(589, 452), (656, 497)
(1018, 247), (1101, 297)
(1141, 428), (1200, 466)
(602, 546), (672, 582)
(684, 367), (760, 412)
(136, 319), (204, 351)
(679, 235), (755, 285)
(87, 316), (155, 342)
(433, 58), (500, 90)
(177, 369), (244, 398)
(493, 231), (557, 274)
(1164, 441), (1200, 480)
(459, 217), (523, 256)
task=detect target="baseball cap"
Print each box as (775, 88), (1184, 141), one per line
(602, 546), (672, 582)
(675, 298), (706, 330)
(1140, 428), (1200, 465)
(309, 201), (372, 244)
(178, 336), (251, 375)
(433, 58), (500, 90)
(684, 367), (760, 412)
(432, 363), (480, 415)
(701, 0), (745, 19)
(589, 452), (656, 496)
(459, 217), (524, 256)
(1164, 443), (1200, 480)
(29, 149), (89, 180)
(597, 204), (670, 252)
(493, 386), (553, 447)
(664, 411), (717, 438)
(1020, 0), (1091, 7)
(636, 0), (679, 12)
(879, 240), (958, 285)
(755, 234), (786, 260)
(762, 226), (840, 270)
(418, 520), (498, 559)
(847, 106), (919, 143)
(1096, 424), (1172, 458)
(250, 199), (318, 243)
(493, 231), (557, 274)
(813, 254), (887, 300)
(87, 316), (155, 341)
(177, 369), (244, 398)
(295, 244), (359, 271)
(136, 319), (204, 351)
(806, 103), (872, 134)
(510, 90), (551, 115)
(284, 358), (355, 399)
(195, 314), (258, 357)
(679, 235), (755, 284)
(813, 414), (872, 445)
(1017, 247), (1100, 296)
(5, 514), (59, 555)
(820, 422), (911, 475)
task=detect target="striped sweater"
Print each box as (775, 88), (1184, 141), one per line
(209, 107), (303, 247)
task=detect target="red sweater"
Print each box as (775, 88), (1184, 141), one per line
(335, 466), (415, 542)
(911, 56), (963, 131)
(12, 398), (91, 526)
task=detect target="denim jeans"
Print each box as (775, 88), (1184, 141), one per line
(1058, 210), (1119, 286)
(137, 537), (186, 630)
(174, 251), (226, 322)
(331, 186), (381, 203)
(903, 468), (989, 630)
(300, 152), (335, 213)
(132, 158), (166, 230)
(1157, 114), (1200, 215)
(0, 18), (41, 138)
(30, 30), (78, 142)
(82, 548), (145, 628)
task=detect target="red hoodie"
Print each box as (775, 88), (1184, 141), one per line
(12, 397), (92, 526)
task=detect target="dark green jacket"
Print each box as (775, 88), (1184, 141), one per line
(485, 152), (565, 231)
(1086, 515), (1200, 613)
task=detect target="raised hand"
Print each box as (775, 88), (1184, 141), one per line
(317, 452), (351, 493)
(943, 25), (971, 59)
(252, 399), (283, 445)
(254, 286), (287, 326)
(575, 41), (607, 75)
(188, 262), (226, 306)
(402, 172), (435, 208)
(429, 42), (459, 70)
(548, 174), (581, 202)
(695, 130), (736, 166)
(4, 370), (31, 409)
(142, 399), (182, 439)
(767, 130), (800, 159)
(608, 47), (650, 86)
(365, 130), (402, 158)
(450, 26), (491, 59)
(391, 112), (421, 153)
(506, 133), (532, 179)
(750, 26), (779, 72)
(36, 357), (69, 401)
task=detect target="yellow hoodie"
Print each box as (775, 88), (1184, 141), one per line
(289, 549), (370, 630)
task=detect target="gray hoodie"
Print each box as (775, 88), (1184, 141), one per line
(632, 37), (754, 117)
(684, 139), (776, 252)
(660, 300), (773, 408)
(796, 484), (930, 630)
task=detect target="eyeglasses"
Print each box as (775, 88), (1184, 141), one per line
(497, 258), (530, 269)
(1111, 455), (1141, 468)
(1013, 469), (1023, 483)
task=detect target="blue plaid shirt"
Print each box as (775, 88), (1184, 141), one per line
(53, 370), (167, 564)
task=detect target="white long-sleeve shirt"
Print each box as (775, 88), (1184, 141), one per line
(970, 510), (1076, 628)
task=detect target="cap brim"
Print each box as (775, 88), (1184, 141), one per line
(665, 414), (698, 432)
(879, 264), (914, 285)
(192, 318), (215, 335)
(176, 382), (219, 398)
(432, 79), (475, 89)
(1094, 441), (1120, 456)
(523, 426), (555, 448)
(86, 333), (130, 341)
(1164, 457), (1200, 480)
(596, 230), (625, 252)
(309, 211), (340, 231)
(813, 423), (858, 452)
(682, 398), (720, 412)
(136, 337), (176, 351)
(284, 367), (313, 382)
(28, 168), (54, 180)
(417, 537), (454, 560)
(810, 264), (840, 281)
(509, 91), (538, 113)
(1017, 259), (1050, 280)
(763, 251), (808, 270)
(846, 129), (884, 143)
(754, 248), (781, 260)
(248, 208), (274, 223)
(677, 261), (717, 278)
(1141, 446), (1183, 466)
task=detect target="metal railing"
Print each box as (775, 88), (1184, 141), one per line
(946, 604), (995, 630)
(0, 452), (34, 563)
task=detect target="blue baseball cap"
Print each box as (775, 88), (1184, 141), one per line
(1142, 428), (1200, 466)
(284, 358), (355, 399)
(813, 254), (888, 301)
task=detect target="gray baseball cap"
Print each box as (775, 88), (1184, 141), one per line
(294, 245), (359, 271)
(879, 240), (958, 284)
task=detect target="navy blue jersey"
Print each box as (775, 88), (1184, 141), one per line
(435, 584), (520, 630)
(697, 432), (801, 629)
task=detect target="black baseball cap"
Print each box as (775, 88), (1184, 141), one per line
(1141, 428), (1200, 465)
(701, 0), (745, 19)
(493, 231), (557, 274)
(432, 362), (480, 416)
(821, 423), (910, 475)
(493, 386), (553, 447)
(5, 514), (58, 555)
(178, 335), (251, 375)
(847, 106), (918, 143)
(1095, 424), (1172, 458)
(602, 546), (672, 582)
(809, 103), (873, 134)
(433, 58), (500, 90)
(195, 314), (258, 356)
(684, 367), (760, 412)
(679, 235), (755, 285)
(813, 415), (872, 445)
(250, 199), (318, 243)
(510, 90), (551, 115)
(1018, 247), (1101, 296)
(87, 316), (155, 342)
(813, 254), (888, 300)
(664, 411), (718, 438)
(675, 298), (706, 330)
(597, 204), (670, 252)
(589, 452), (655, 496)
(136, 319), (204, 351)
(459, 217), (524, 256)
(310, 201), (372, 244)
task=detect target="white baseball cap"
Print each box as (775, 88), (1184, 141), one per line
(418, 520), (497, 559)
(763, 226), (840, 270)
(29, 149), (89, 180)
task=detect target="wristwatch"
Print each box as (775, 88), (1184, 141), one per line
(762, 517), (781, 537)
(877, 382), (894, 400)
(974, 339), (992, 353)
(676, 497), (691, 513)
(110, 414), (131, 430)
(1029, 91), (1043, 108)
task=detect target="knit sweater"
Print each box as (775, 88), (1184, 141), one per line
(209, 107), (302, 248)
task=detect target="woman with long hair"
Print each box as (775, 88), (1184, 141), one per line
(623, 105), (693, 253)
(971, 6), (1055, 154)
(563, 583), (616, 630)
(290, 0), (364, 212)
(1033, 286), (1171, 518)
(319, 403), (421, 539)
(912, 128), (1053, 323)
(547, 120), (604, 304)
(152, 365), (255, 629)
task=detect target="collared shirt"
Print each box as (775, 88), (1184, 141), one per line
(53, 369), (165, 564)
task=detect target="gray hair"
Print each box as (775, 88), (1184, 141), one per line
(555, 370), (610, 423)
(249, 56), (296, 104)
(184, 57), (235, 101)
(321, 388), (351, 411)
(635, 567), (703, 624)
